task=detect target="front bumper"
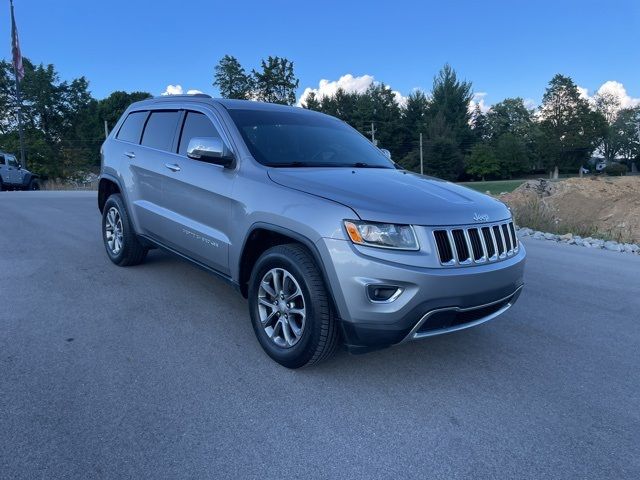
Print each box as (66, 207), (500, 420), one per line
(317, 238), (526, 349)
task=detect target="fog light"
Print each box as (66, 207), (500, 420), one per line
(367, 285), (403, 303)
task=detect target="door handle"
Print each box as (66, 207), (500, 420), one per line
(165, 163), (181, 172)
(124, 151), (136, 159)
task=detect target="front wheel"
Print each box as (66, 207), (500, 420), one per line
(28, 179), (40, 190)
(248, 244), (339, 368)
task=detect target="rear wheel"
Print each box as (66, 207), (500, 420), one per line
(248, 244), (339, 368)
(102, 193), (147, 266)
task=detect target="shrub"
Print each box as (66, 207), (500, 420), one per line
(604, 163), (627, 176)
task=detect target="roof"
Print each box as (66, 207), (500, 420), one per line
(132, 95), (307, 114)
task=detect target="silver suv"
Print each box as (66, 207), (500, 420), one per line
(99, 95), (525, 368)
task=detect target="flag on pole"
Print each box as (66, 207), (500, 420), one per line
(10, 0), (25, 82)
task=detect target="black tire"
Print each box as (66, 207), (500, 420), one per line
(102, 193), (147, 266)
(248, 244), (339, 368)
(0, 180), (5, 191)
(28, 179), (40, 190)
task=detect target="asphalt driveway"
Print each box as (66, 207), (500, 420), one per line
(1, 191), (639, 479)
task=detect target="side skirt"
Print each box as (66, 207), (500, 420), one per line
(138, 234), (242, 295)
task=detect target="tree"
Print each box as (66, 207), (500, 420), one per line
(423, 64), (474, 180)
(397, 90), (429, 162)
(213, 55), (253, 100)
(303, 91), (321, 111)
(539, 74), (605, 178)
(494, 133), (529, 177)
(252, 56), (299, 105)
(466, 143), (499, 180)
(593, 91), (622, 162)
(613, 107), (640, 167)
(486, 97), (535, 140)
(98, 90), (152, 131)
(470, 104), (488, 142)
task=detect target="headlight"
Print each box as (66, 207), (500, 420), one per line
(344, 220), (419, 250)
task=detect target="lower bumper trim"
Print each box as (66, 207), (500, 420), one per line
(401, 285), (524, 343)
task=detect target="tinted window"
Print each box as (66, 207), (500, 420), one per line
(141, 111), (181, 152)
(116, 111), (148, 144)
(0, 154), (5, 165)
(6, 155), (18, 167)
(178, 112), (221, 156)
(227, 109), (394, 168)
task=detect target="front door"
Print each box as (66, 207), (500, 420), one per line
(160, 109), (235, 275)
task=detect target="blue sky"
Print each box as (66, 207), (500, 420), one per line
(2, 0), (639, 108)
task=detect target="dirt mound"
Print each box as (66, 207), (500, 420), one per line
(501, 176), (640, 243)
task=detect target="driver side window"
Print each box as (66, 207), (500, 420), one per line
(178, 111), (222, 156)
(6, 155), (18, 167)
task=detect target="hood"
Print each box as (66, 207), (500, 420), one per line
(267, 168), (511, 226)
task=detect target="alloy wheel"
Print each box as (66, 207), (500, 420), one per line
(105, 207), (124, 255)
(257, 267), (306, 348)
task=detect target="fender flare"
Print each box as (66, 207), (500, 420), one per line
(238, 222), (343, 319)
(98, 174), (125, 212)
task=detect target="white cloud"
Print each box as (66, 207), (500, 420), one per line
(594, 81), (640, 109)
(469, 92), (489, 114)
(161, 85), (204, 96)
(577, 81), (639, 111)
(299, 74), (407, 107)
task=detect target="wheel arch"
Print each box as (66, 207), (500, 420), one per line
(238, 223), (340, 316)
(98, 175), (123, 213)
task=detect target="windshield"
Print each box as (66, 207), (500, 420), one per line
(228, 109), (395, 168)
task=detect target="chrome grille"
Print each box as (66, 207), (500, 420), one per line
(433, 221), (518, 266)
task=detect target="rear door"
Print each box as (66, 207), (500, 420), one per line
(117, 109), (182, 240)
(159, 109), (236, 275)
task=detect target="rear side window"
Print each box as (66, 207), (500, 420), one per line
(141, 111), (181, 152)
(178, 112), (222, 156)
(116, 111), (148, 144)
(0, 154), (5, 165)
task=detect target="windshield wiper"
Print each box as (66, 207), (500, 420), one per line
(268, 161), (313, 168)
(349, 162), (391, 169)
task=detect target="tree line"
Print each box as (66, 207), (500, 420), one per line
(215, 56), (640, 180)
(1, 54), (639, 181)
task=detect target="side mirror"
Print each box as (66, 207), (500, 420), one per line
(379, 148), (391, 160)
(187, 137), (234, 168)
(17, 164), (22, 169)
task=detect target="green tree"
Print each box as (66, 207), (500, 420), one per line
(613, 106), (640, 168)
(213, 55), (253, 100)
(423, 64), (474, 180)
(252, 56), (299, 105)
(539, 74), (605, 178)
(593, 91), (622, 162)
(303, 91), (321, 111)
(98, 90), (152, 132)
(494, 133), (529, 177)
(465, 143), (500, 180)
(470, 104), (488, 142)
(486, 97), (535, 139)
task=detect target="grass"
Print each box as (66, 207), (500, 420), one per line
(508, 196), (636, 243)
(458, 179), (526, 195)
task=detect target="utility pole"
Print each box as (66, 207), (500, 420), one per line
(370, 122), (377, 146)
(104, 120), (109, 139)
(419, 132), (424, 175)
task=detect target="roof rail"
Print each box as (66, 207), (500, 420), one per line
(153, 93), (212, 99)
